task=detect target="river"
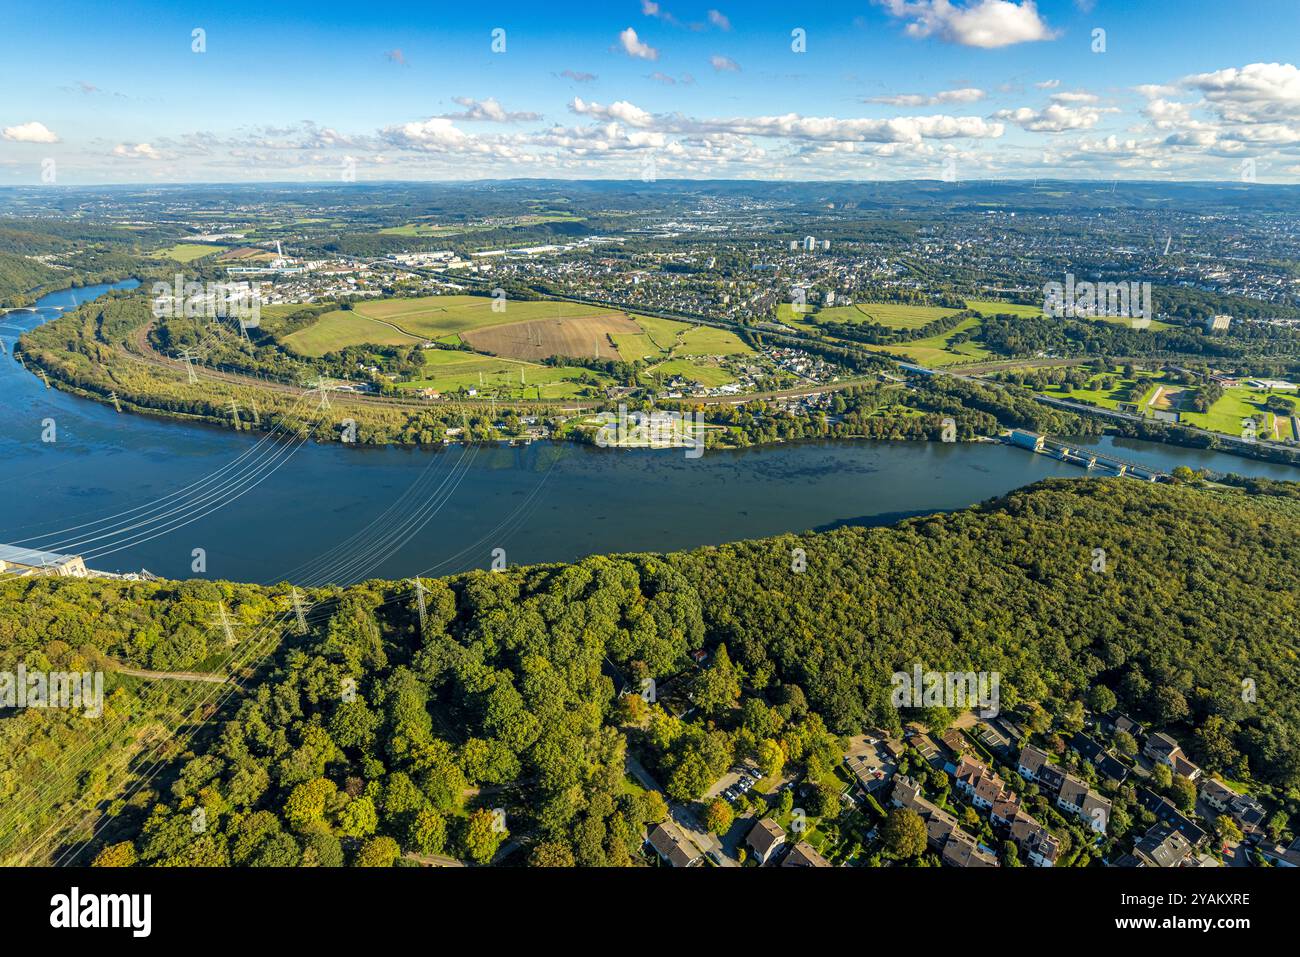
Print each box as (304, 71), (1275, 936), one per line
(1, 281), (1296, 585)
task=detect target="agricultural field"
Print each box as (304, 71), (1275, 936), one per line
(154, 243), (226, 263)
(218, 246), (276, 262)
(281, 309), (423, 355)
(397, 349), (613, 400)
(273, 294), (758, 394)
(463, 312), (640, 362)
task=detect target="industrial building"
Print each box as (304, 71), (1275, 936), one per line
(0, 544), (89, 578)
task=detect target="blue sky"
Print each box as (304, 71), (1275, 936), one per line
(3, 0), (1300, 183)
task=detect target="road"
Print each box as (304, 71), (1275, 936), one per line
(625, 752), (737, 866)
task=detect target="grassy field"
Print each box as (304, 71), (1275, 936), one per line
(776, 301), (960, 330)
(966, 299), (1041, 318)
(155, 243), (226, 263)
(1182, 385), (1298, 439)
(879, 315), (993, 367)
(276, 294), (755, 393)
(644, 357), (736, 388)
(398, 349), (613, 399)
(1045, 369), (1298, 440)
(281, 310), (422, 355)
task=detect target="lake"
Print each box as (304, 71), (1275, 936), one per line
(2, 281), (1296, 585)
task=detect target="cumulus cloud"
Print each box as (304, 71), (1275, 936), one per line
(710, 54), (741, 72)
(3, 121), (60, 143)
(618, 27), (659, 61)
(708, 9), (732, 31)
(1182, 62), (1300, 124)
(112, 142), (161, 159)
(876, 0), (1058, 48)
(867, 87), (985, 106)
(570, 97), (655, 128)
(439, 96), (540, 123)
(993, 102), (1110, 132)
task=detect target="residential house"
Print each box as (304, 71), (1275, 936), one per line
(1068, 732), (1130, 784)
(1132, 821), (1194, 868)
(647, 821), (701, 867)
(1202, 779), (1267, 837)
(892, 776), (999, 869)
(1008, 810), (1061, 867)
(1144, 732), (1202, 780)
(1261, 837), (1300, 868)
(1135, 788), (1208, 846)
(990, 795), (1021, 827)
(911, 732), (942, 766)
(782, 841), (832, 868)
(1017, 745), (1050, 782)
(939, 728), (975, 773)
(746, 818), (786, 865)
(1057, 774), (1112, 835)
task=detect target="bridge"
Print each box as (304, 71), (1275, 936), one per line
(1004, 430), (1168, 481)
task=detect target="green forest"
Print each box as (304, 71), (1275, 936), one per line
(1, 478), (1298, 866)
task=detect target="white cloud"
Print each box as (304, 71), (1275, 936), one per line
(1182, 62), (1300, 124)
(708, 9), (732, 31)
(710, 54), (741, 72)
(570, 97), (655, 128)
(1035, 79), (1060, 89)
(112, 143), (161, 159)
(994, 101), (1112, 132)
(876, 0), (1058, 49)
(3, 121), (60, 143)
(867, 87), (985, 106)
(618, 27), (659, 61)
(440, 97), (540, 123)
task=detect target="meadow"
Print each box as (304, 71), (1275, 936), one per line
(155, 243), (226, 263)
